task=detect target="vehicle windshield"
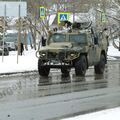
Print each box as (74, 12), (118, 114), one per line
(69, 34), (87, 44)
(49, 33), (66, 43)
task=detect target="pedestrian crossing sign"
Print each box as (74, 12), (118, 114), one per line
(40, 6), (45, 19)
(58, 12), (70, 24)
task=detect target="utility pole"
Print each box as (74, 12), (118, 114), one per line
(2, 4), (6, 62)
(17, 3), (21, 64)
(73, 3), (75, 23)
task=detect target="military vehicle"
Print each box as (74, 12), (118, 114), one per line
(36, 23), (108, 77)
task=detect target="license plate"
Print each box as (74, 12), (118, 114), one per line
(51, 60), (60, 65)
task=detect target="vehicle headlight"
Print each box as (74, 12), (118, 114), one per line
(70, 53), (75, 57)
(67, 52), (79, 60)
(41, 53), (46, 56)
(40, 52), (47, 58)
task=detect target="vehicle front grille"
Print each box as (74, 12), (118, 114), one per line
(48, 52), (58, 59)
(47, 52), (66, 60)
(59, 52), (66, 60)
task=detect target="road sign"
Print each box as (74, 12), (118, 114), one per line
(58, 12), (70, 24)
(40, 6), (45, 19)
(0, 2), (27, 17)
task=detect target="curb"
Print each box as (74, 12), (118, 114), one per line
(0, 70), (38, 76)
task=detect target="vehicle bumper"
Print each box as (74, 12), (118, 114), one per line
(40, 64), (73, 68)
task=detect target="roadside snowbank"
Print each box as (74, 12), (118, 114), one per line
(0, 48), (38, 74)
(108, 41), (120, 57)
(62, 107), (120, 120)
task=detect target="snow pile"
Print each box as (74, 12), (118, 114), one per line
(108, 40), (120, 58)
(62, 107), (120, 120)
(0, 48), (38, 74)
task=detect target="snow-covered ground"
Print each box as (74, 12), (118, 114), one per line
(0, 47), (38, 74)
(0, 41), (120, 119)
(62, 107), (120, 120)
(108, 41), (120, 57)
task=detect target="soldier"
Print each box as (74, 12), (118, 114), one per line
(41, 36), (46, 47)
(20, 42), (24, 55)
(103, 27), (109, 46)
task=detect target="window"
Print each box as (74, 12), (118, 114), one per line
(49, 34), (66, 43)
(69, 34), (87, 44)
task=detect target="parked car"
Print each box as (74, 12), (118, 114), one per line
(6, 42), (16, 51)
(0, 41), (9, 56)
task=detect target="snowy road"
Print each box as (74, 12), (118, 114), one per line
(0, 60), (120, 120)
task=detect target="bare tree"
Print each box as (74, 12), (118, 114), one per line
(24, 0), (120, 50)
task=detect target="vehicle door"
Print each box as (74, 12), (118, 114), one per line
(93, 33), (102, 63)
(88, 34), (100, 65)
(87, 34), (96, 65)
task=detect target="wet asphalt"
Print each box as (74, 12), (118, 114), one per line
(0, 60), (120, 119)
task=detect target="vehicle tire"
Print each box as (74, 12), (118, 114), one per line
(94, 54), (106, 74)
(75, 55), (87, 76)
(61, 68), (70, 75)
(38, 59), (50, 76)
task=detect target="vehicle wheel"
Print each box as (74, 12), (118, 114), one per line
(94, 54), (105, 74)
(61, 68), (70, 75)
(75, 55), (87, 76)
(38, 59), (50, 76)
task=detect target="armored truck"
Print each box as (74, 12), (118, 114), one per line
(36, 28), (108, 77)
